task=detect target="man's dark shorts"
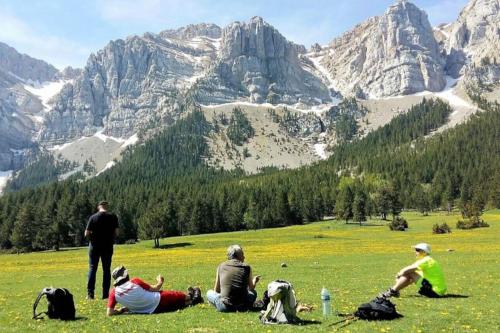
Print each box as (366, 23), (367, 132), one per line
(418, 279), (440, 298)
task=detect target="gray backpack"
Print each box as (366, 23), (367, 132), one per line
(260, 280), (299, 324)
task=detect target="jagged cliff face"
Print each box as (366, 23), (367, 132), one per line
(40, 24), (222, 143)
(313, 0), (446, 98)
(195, 17), (330, 104)
(0, 43), (60, 169)
(0, 0), (498, 175)
(0, 42), (59, 83)
(445, 0), (500, 81)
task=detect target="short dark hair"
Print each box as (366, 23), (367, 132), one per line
(98, 201), (109, 207)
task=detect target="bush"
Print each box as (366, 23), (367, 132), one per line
(456, 218), (489, 230)
(389, 216), (408, 231)
(432, 223), (451, 234)
(124, 239), (137, 245)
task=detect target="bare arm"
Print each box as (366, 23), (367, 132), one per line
(214, 268), (221, 293)
(248, 268), (260, 291)
(397, 264), (418, 277)
(114, 228), (119, 238)
(148, 275), (164, 292)
(84, 229), (91, 239)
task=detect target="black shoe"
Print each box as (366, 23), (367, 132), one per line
(86, 294), (95, 300)
(187, 287), (195, 299)
(188, 286), (203, 305)
(379, 288), (400, 299)
(252, 300), (266, 311)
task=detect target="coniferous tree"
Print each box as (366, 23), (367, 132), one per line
(353, 190), (367, 224)
(336, 184), (354, 223)
(11, 204), (36, 251)
(138, 205), (166, 248)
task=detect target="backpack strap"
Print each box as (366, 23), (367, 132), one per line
(33, 288), (52, 320)
(33, 291), (48, 319)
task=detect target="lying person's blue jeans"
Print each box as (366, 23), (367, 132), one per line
(206, 289), (257, 312)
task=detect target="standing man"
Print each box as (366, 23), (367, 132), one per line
(206, 244), (260, 312)
(85, 201), (119, 299)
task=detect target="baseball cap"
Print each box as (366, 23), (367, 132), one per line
(412, 243), (431, 254)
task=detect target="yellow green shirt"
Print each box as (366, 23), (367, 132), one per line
(414, 255), (447, 296)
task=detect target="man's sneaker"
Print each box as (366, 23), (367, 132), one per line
(379, 288), (400, 299)
(86, 294), (95, 300)
(188, 286), (203, 305)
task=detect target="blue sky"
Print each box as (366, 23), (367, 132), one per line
(0, 0), (468, 69)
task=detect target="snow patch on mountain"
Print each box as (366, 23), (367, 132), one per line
(93, 130), (126, 143)
(121, 134), (139, 148)
(24, 80), (69, 111)
(0, 170), (13, 194)
(314, 143), (328, 160)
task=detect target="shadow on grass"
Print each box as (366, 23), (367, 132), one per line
(345, 222), (387, 227)
(36, 316), (88, 321)
(295, 319), (322, 325)
(407, 294), (469, 298)
(158, 242), (193, 250)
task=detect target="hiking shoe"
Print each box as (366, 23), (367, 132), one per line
(252, 299), (266, 311)
(188, 287), (204, 305)
(379, 288), (400, 299)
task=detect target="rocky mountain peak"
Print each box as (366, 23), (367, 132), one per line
(312, 0), (445, 98)
(445, 0), (499, 77)
(193, 17), (329, 105)
(0, 42), (59, 83)
(160, 23), (222, 40)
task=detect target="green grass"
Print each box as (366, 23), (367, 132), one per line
(1, 211), (499, 332)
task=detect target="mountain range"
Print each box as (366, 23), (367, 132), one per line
(0, 0), (498, 192)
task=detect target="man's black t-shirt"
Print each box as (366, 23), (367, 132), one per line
(86, 211), (119, 249)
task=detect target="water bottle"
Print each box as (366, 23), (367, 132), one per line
(321, 287), (331, 316)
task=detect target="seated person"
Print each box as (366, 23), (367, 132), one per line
(380, 243), (447, 298)
(106, 266), (203, 316)
(207, 245), (260, 312)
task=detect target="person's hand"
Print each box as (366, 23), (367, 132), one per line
(253, 275), (261, 285)
(118, 307), (129, 314)
(157, 275), (164, 284)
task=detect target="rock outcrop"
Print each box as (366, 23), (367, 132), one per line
(195, 17), (330, 105)
(40, 24), (221, 143)
(445, 0), (500, 80)
(0, 43), (59, 169)
(0, 42), (59, 83)
(311, 0), (446, 98)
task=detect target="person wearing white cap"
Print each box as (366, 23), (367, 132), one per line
(379, 243), (447, 298)
(106, 266), (203, 316)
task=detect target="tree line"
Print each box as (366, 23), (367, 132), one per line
(0, 97), (498, 251)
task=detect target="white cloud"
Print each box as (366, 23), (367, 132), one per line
(0, 9), (91, 69)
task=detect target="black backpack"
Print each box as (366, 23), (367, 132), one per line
(33, 288), (76, 320)
(354, 297), (402, 320)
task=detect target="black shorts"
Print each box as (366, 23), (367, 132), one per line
(418, 279), (440, 298)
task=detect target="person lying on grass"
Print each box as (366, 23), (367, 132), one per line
(106, 266), (203, 316)
(380, 243), (447, 298)
(207, 244), (261, 312)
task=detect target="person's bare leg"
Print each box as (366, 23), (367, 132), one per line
(380, 271), (420, 298)
(392, 272), (420, 292)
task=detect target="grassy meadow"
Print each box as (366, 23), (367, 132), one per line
(0, 210), (499, 332)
